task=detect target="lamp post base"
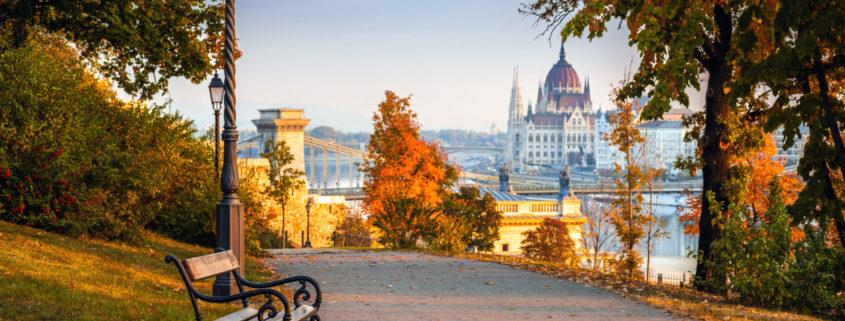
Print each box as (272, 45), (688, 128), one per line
(212, 196), (244, 296)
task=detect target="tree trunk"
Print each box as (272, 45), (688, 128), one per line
(813, 59), (845, 247)
(695, 73), (731, 291)
(694, 3), (733, 294)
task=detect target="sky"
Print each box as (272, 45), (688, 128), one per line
(157, 0), (677, 133)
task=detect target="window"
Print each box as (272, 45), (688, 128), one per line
(528, 134), (533, 142)
(515, 134), (520, 142)
(544, 134), (548, 142)
(502, 244), (509, 252)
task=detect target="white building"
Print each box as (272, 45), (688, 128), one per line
(594, 110), (697, 173)
(505, 43), (595, 170)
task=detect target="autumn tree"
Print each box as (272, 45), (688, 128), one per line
(604, 97), (649, 277)
(361, 91), (458, 248)
(731, 0), (845, 248)
(678, 134), (802, 236)
(521, 0), (764, 291)
(261, 139), (305, 247)
(521, 218), (578, 266)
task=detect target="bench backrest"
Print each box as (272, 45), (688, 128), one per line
(182, 250), (240, 281)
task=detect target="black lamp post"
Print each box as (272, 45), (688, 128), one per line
(213, 0), (244, 296)
(208, 72), (224, 179)
(304, 198), (313, 248)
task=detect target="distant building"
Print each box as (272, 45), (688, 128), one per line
(236, 108), (346, 247)
(772, 126), (809, 165)
(594, 109), (696, 172)
(479, 187), (586, 255)
(490, 122), (499, 135)
(505, 42), (595, 170)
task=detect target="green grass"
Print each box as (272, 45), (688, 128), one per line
(0, 220), (276, 321)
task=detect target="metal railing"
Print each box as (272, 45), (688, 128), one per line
(644, 272), (690, 286)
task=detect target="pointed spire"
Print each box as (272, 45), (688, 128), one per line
(508, 65), (524, 121)
(559, 39), (566, 61)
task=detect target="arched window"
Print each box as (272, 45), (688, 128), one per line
(528, 134), (533, 142)
(515, 134), (520, 142)
(550, 135), (555, 142)
(543, 134), (548, 142)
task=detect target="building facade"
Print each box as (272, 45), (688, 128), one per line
(594, 110), (697, 173)
(480, 187), (586, 255)
(505, 43), (595, 170)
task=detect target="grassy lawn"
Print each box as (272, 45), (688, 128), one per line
(0, 221), (276, 321)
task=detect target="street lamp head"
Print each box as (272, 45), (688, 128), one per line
(208, 72), (224, 110)
(306, 198), (312, 212)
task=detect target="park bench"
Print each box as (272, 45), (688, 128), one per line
(166, 249), (321, 321)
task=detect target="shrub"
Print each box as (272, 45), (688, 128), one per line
(0, 34), (218, 244)
(521, 218), (578, 266)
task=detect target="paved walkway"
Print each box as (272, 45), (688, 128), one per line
(266, 249), (677, 321)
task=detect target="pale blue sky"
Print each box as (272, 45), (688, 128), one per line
(160, 0), (656, 133)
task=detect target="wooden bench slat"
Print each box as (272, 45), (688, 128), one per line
(216, 307), (258, 321)
(183, 250), (239, 281)
(290, 305), (316, 321)
(213, 305), (315, 321)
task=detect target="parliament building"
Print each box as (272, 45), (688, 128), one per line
(505, 43), (595, 170)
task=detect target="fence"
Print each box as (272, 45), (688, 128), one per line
(644, 271), (689, 286)
(331, 232), (372, 248)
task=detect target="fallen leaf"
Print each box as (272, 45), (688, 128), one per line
(485, 282), (495, 285)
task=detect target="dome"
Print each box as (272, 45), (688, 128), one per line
(544, 44), (581, 92)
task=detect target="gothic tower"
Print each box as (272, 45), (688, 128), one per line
(505, 67), (524, 166)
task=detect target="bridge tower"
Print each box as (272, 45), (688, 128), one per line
(252, 108), (311, 174)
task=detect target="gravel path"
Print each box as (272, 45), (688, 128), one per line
(266, 249), (677, 321)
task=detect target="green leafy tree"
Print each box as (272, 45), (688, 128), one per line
(458, 187), (502, 253)
(0, 0), (231, 99)
(261, 139), (305, 246)
(521, 218), (578, 266)
(432, 186), (502, 253)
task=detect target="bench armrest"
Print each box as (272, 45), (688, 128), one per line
(166, 254), (294, 321)
(195, 288), (292, 321)
(234, 272), (322, 310)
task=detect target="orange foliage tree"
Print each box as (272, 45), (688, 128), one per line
(361, 91), (458, 248)
(679, 133), (803, 236)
